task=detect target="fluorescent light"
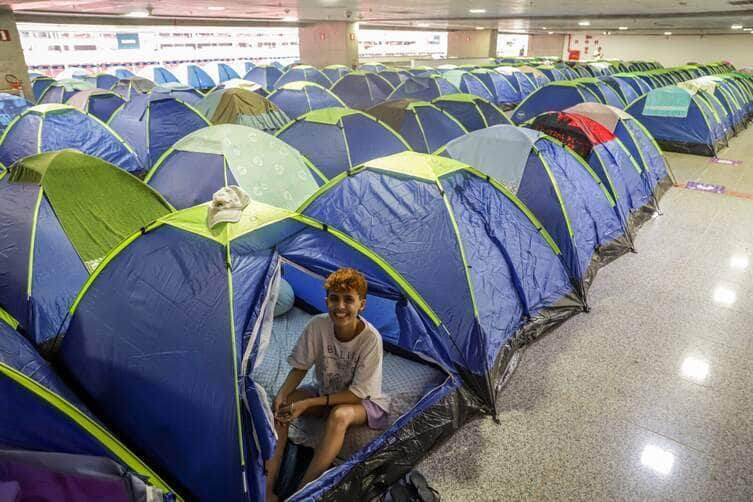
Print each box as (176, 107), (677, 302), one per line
(417, 23), (430, 28)
(207, 6), (225, 11)
(732, 24), (743, 29)
(282, 16), (298, 22)
(618, 26), (629, 30)
(641, 445), (675, 475)
(548, 31), (554, 34)
(469, 8), (486, 13)
(475, 26), (485, 30)
(541, 26), (548, 29)
(681, 357), (710, 383)
(744, 28), (753, 31)
(578, 20), (590, 26)
(664, 31), (672, 35)
(124, 10), (149, 17)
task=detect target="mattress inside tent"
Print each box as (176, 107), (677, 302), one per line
(252, 306), (447, 460)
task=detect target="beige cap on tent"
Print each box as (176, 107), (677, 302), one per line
(207, 185), (250, 228)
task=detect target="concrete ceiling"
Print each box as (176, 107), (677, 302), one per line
(5, 0), (753, 34)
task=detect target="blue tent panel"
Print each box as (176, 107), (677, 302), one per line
(59, 226), (248, 502)
(147, 150), (228, 208)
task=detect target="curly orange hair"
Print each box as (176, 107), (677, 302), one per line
(324, 268), (367, 299)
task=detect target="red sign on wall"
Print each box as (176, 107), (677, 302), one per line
(0, 30), (10, 42)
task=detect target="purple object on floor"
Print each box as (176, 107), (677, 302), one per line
(709, 157), (743, 166)
(685, 181), (725, 193)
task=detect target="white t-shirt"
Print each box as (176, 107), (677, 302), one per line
(288, 314), (390, 413)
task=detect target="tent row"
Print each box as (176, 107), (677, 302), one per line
(0, 87), (675, 498)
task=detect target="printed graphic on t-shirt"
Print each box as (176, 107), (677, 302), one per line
(322, 343), (357, 393)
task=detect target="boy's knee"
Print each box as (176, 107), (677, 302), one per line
(327, 405), (355, 430)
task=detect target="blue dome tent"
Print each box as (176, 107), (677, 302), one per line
(0, 104), (141, 173)
(111, 76), (155, 100)
(152, 83), (205, 105)
(367, 99), (468, 153)
(575, 78), (626, 108)
(299, 151), (584, 411)
(0, 93), (31, 133)
(388, 75), (459, 101)
(322, 64), (351, 83)
(37, 79), (95, 104)
(611, 73), (653, 97)
(146, 124), (324, 210)
(495, 67), (537, 98)
(566, 102), (676, 198)
(31, 76), (55, 102)
(378, 68), (412, 87)
(433, 93), (512, 131)
(54, 197), (469, 501)
(0, 317), (174, 499)
(66, 89), (125, 122)
(137, 65), (179, 85)
(441, 70), (495, 101)
(173, 63), (216, 91)
(330, 71), (394, 110)
(82, 73), (118, 90)
(274, 64), (331, 88)
(470, 68), (521, 109)
(204, 62), (241, 83)
(599, 76), (641, 105)
(243, 64), (284, 91)
(526, 111), (656, 237)
(276, 107), (410, 179)
(108, 93), (210, 169)
(113, 67), (135, 78)
(0, 150), (172, 347)
(267, 81), (345, 119)
(624, 85), (728, 156)
(437, 125), (631, 299)
(512, 81), (601, 124)
(359, 62), (387, 72)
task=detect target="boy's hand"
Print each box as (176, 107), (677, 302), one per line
(273, 393), (287, 416)
(276, 400), (307, 423)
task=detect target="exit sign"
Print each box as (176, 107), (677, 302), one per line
(0, 30), (10, 42)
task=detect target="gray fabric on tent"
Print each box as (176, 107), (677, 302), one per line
(443, 124), (542, 192)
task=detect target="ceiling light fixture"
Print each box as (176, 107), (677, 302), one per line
(282, 16), (298, 22)
(475, 26), (485, 30)
(744, 28), (753, 31)
(469, 8), (486, 13)
(578, 20), (590, 26)
(124, 9), (150, 17)
(541, 26), (548, 29)
(618, 26), (629, 30)
(417, 23), (430, 28)
(731, 24), (743, 29)
(548, 31), (554, 34)
(207, 6), (225, 11)
(664, 31), (672, 35)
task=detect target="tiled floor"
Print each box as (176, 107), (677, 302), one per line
(418, 130), (753, 501)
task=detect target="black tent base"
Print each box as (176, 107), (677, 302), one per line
(655, 138), (727, 157)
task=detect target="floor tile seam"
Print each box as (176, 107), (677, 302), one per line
(619, 417), (712, 458)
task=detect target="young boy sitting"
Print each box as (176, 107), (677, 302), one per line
(265, 268), (390, 501)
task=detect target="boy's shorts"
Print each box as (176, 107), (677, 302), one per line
(298, 384), (389, 430)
